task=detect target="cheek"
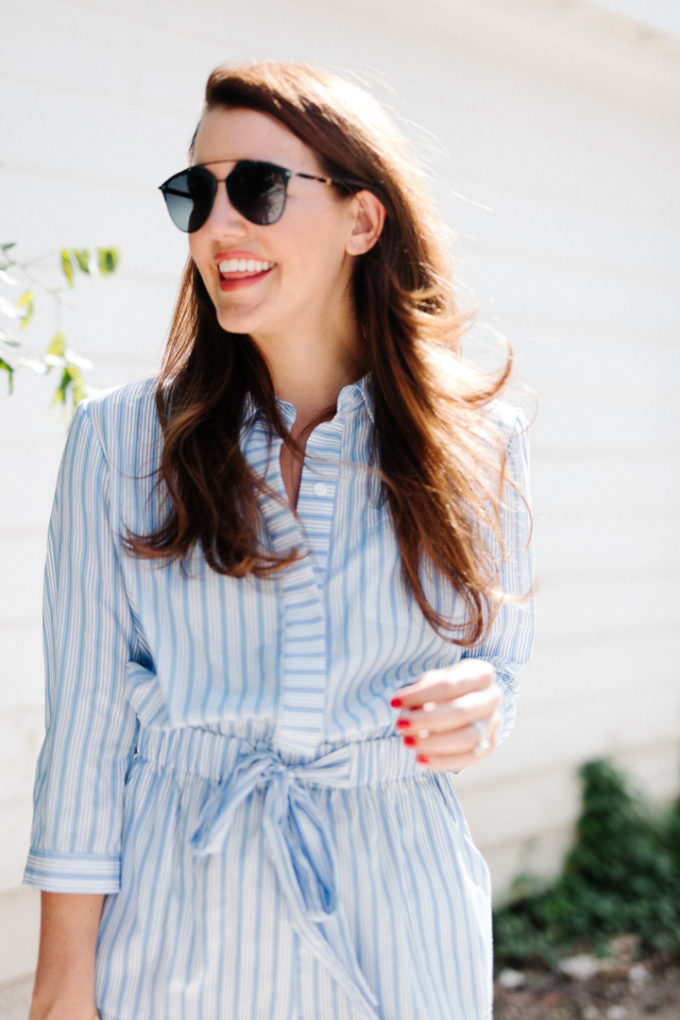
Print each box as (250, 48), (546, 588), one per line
(282, 206), (350, 267)
(288, 229), (349, 287)
(188, 245), (215, 297)
(187, 238), (203, 272)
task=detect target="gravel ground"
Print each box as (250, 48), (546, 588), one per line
(494, 956), (680, 1020)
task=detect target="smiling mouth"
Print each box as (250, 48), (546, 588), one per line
(218, 258), (275, 279)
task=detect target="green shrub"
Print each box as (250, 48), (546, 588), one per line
(493, 758), (680, 970)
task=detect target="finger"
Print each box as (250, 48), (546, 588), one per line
(396, 688), (501, 735)
(403, 722), (491, 756)
(411, 713), (502, 769)
(416, 747), (494, 770)
(405, 711), (501, 756)
(391, 660), (495, 708)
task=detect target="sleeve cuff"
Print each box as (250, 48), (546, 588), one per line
(494, 670), (517, 746)
(23, 848), (121, 893)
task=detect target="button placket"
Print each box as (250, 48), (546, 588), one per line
(247, 427), (328, 756)
(295, 418), (343, 586)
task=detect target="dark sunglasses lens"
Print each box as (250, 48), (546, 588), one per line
(228, 162), (287, 225)
(161, 168), (215, 232)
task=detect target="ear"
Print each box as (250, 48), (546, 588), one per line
(345, 190), (386, 256)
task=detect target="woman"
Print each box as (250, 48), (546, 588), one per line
(26, 62), (534, 1019)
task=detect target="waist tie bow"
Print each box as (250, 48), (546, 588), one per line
(190, 746), (380, 1019)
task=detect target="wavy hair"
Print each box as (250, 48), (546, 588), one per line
(125, 61), (524, 645)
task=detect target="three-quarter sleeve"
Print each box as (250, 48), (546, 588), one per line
(461, 410), (535, 744)
(24, 401), (139, 892)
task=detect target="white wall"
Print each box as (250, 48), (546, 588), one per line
(588, 0), (680, 37)
(1, 0), (679, 985)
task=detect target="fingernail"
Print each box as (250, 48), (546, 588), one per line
(417, 754), (429, 764)
(403, 735), (417, 747)
(396, 718), (410, 729)
(390, 697), (403, 708)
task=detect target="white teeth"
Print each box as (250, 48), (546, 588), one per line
(218, 258), (274, 274)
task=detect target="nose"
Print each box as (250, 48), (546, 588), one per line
(204, 179), (248, 237)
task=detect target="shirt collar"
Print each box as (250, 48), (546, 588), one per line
(241, 372), (375, 433)
(336, 373), (375, 423)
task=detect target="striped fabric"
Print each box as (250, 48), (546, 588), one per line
(24, 375), (534, 1019)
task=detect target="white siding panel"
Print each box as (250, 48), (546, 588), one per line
(0, 713), (42, 825)
(0, 535), (44, 627)
(0, 627), (44, 714)
(0, 889), (40, 987)
(534, 453), (679, 517)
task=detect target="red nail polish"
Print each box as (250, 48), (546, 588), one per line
(396, 718), (410, 729)
(417, 754), (429, 764)
(403, 736), (416, 747)
(390, 697), (403, 708)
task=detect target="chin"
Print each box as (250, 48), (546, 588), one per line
(214, 307), (264, 336)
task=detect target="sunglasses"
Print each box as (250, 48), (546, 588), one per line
(159, 159), (365, 232)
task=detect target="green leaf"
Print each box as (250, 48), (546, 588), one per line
(51, 367), (71, 406)
(97, 247), (119, 275)
(67, 364), (86, 408)
(67, 363), (84, 386)
(0, 242), (17, 252)
(71, 376), (87, 406)
(72, 249), (90, 274)
(16, 289), (34, 330)
(47, 331), (67, 358)
(51, 363), (84, 408)
(60, 249), (75, 288)
(0, 356), (15, 394)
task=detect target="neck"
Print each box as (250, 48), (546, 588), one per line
(251, 319), (366, 431)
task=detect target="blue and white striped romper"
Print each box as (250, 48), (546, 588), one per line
(24, 374), (534, 1019)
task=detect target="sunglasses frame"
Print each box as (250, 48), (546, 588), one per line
(159, 159), (368, 232)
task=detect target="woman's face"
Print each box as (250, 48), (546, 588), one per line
(188, 106), (360, 347)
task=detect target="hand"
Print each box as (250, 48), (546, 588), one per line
(391, 659), (502, 770)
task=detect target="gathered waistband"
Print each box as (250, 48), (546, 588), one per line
(135, 725), (421, 788)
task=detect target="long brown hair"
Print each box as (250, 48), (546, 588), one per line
(125, 61), (525, 645)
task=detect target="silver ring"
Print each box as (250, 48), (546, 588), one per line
(472, 720), (490, 755)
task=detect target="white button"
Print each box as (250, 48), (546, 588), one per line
(313, 482), (328, 497)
